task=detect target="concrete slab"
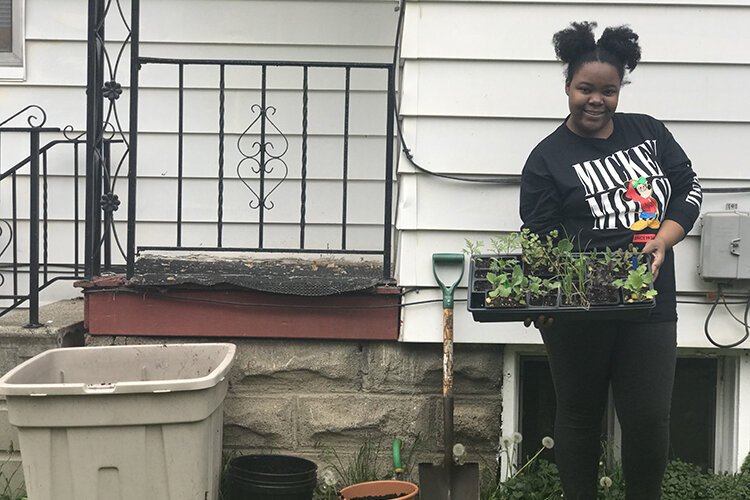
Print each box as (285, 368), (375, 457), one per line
(0, 297), (83, 328)
(0, 298), (85, 352)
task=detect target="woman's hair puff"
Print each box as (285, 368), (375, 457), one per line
(553, 21), (642, 84)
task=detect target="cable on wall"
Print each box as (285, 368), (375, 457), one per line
(390, 0), (521, 185)
(390, 3), (750, 194)
(84, 286), (462, 310)
(703, 284), (750, 348)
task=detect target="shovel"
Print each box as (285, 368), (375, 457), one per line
(419, 253), (480, 500)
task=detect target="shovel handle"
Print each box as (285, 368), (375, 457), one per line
(434, 253), (463, 470)
(443, 306), (455, 469)
(442, 307), (454, 398)
(433, 253), (465, 309)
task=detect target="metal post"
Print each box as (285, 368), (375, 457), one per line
(177, 63), (184, 247)
(342, 67), (351, 250)
(217, 64), (225, 248)
(84, 0), (103, 279)
(300, 66), (308, 249)
(26, 130), (41, 328)
(382, 65), (396, 281)
(126, 0), (141, 278)
(103, 140), (112, 271)
(258, 65), (267, 248)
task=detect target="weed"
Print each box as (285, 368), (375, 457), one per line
(0, 442), (26, 500)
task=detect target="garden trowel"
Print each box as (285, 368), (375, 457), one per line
(419, 253), (480, 500)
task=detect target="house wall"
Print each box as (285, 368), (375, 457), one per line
(396, 0), (750, 348)
(395, 0), (750, 471)
(0, 0), (399, 307)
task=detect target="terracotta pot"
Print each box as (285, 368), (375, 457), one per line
(338, 479), (419, 500)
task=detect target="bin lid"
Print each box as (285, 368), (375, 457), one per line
(0, 343), (236, 396)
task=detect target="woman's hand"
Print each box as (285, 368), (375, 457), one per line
(524, 315), (554, 329)
(642, 219), (686, 280)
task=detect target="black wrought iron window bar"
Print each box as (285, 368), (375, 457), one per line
(130, 57), (396, 280)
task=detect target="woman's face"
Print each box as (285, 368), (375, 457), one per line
(565, 62), (622, 139)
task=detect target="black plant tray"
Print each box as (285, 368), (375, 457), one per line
(468, 253), (655, 323)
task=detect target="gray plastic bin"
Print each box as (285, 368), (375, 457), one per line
(0, 342), (236, 500)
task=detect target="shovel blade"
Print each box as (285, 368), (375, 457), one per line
(418, 462), (480, 500)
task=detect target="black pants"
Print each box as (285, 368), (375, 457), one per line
(540, 320), (677, 500)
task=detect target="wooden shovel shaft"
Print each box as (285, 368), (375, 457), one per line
(442, 307), (455, 469)
(442, 308), (454, 397)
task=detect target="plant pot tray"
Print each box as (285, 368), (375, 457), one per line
(468, 253), (655, 323)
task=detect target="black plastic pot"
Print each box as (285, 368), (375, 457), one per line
(225, 455), (317, 500)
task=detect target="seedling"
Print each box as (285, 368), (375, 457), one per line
(528, 276), (560, 306)
(464, 239), (484, 256)
(489, 256), (520, 273)
(489, 233), (523, 254)
(520, 229), (550, 272)
(612, 264), (658, 303)
(486, 265), (528, 305)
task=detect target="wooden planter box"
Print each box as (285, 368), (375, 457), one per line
(467, 253), (655, 323)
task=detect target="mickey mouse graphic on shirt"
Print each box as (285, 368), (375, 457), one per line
(623, 176), (661, 231)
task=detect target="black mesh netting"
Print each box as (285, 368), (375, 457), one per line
(129, 254), (386, 296)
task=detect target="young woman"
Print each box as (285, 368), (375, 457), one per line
(519, 22), (702, 499)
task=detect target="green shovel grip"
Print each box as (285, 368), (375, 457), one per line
(432, 253), (465, 309)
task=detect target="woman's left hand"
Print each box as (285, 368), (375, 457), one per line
(642, 219), (686, 280)
(642, 236), (667, 280)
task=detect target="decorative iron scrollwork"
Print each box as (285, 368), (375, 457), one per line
(87, 0), (133, 267)
(102, 80), (123, 101)
(0, 105), (47, 128)
(63, 122), (117, 142)
(236, 104), (289, 210)
(100, 193), (121, 213)
(0, 220), (13, 288)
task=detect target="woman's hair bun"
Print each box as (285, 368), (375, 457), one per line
(553, 22), (642, 82)
(553, 21), (597, 65)
(597, 26), (642, 72)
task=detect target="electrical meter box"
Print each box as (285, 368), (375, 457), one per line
(698, 211), (750, 281)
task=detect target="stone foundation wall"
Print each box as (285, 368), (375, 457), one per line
(87, 335), (505, 475)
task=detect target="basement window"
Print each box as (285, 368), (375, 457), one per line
(505, 349), (742, 473)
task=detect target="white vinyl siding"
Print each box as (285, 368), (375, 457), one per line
(397, 0), (750, 474)
(0, 0), (398, 305)
(396, 0), (750, 348)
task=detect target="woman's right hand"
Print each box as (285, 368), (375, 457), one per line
(524, 315), (554, 329)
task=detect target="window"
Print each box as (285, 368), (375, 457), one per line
(518, 356), (556, 463)
(0, 0), (24, 80)
(670, 358), (717, 471)
(503, 348), (743, 474)
(0, 0), (10, 52)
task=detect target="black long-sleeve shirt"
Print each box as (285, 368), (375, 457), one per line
(520, 113), (702, 321)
